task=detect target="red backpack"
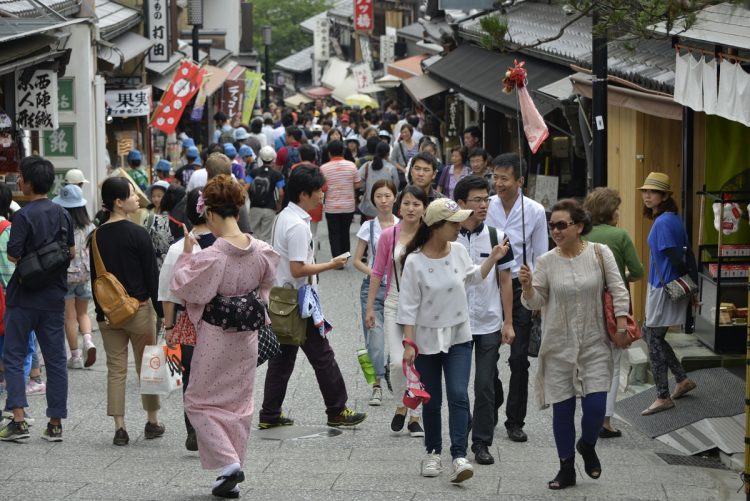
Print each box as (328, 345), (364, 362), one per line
(0, 219), (11, 336)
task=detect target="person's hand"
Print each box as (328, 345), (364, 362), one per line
(615, 316), (627, 332)
(182, 224), (198, 254)
(403, 343), (416, 364)
(502, 324), (515, 345)
(365, 308), (376, 329)
(165, 329), (177, 349)
(329, 255), (348, 270)
(518, 264), (533, 290)
(613, 330), (631, 349)
(491, 239), (510, 262)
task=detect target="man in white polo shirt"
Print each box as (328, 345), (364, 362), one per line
(486, 153), (549, 443)
(455, 175), (515, 465)
(259, 165), (367, 429)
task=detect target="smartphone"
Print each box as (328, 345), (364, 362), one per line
(335, 252), (351, 261)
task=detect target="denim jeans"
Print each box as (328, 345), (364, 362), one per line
(415, 341), (472, 459)
(360, 277), (386, 379)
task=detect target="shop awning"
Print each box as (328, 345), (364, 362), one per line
(426, 44), (570, 116)
(321, 57), (351, 89)
(570, 72), (682, 121)
(95, 0), (142, 41)
(302, 86), (333, 98)
(275, 46), (313, 74)
(97, 31), (154, 68)
(146, 51), (183, 78)
(0, 32), (69, 77)
(331, 75), (384, 103)
(402, 74), (448, 102)
(284, 93), (313, 108)
(387, 54), (427, 80)
(374, 73), (402, 89)
(203, 64), (232, 97)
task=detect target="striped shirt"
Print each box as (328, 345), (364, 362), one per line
(320, 157), (361, 213)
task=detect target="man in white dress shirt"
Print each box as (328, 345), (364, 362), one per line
(486, 153), (549, 443)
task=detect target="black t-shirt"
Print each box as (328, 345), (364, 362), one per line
(175, 163), (199, 187)
(90, 219), (163, 321)
(6, 199), (75, 311)
(248, 166), (284, 210)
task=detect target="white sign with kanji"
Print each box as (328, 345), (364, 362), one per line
(105, 87), (152, 117)
(380, 35), (395, 65)
(15, 69), (58, 130)
(314, 17), (330, 61)
(359, 35), (373, 68)
(352, 63), (374, 91)
(147, 0), (169, 63)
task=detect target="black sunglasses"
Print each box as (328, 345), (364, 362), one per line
(548, 220), (576, 231)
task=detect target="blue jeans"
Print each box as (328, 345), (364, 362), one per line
(3, 307), (67, 418)
(360, 277), (386, 379)
(415, 341), (472, 459)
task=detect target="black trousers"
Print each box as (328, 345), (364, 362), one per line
(471, 332), (501, 448)
(180, 344), (194, 434)
(325, 212), (354, 258)
(505, 278), (531, 430)
(260, 319), (348, 421)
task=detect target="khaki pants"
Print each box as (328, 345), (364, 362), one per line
(100, 303), (161, 416)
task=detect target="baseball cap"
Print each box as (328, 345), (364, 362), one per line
(423, 199), (473, 227)
(234, 127), (250, 140)
(223, 143), (237, 158)
(238, 145), (254, 158)
(155, 159), (172, 172)
(182, 137), (195, 148)
(127, 150), (142, 162)
(345, 135), (361, 143)
(186, 146), (200, 160)
(259, 145), (276, 163)
(378, 130), (392, 139)
(150, 180), (170, 192)
(52, 184), (86, 209)
(64, 168), (89, 185)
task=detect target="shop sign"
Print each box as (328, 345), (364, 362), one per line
(105, 87), (152, 118)
(15, 69), (58, 130)
(380, 35), (395, 66)
(241, 70), (263, 124)
(42, 124), (76, 157)
(314, 17), (330, 61)
(359, 35), (373, 69)
(352, 63), (374, 91)
(151, 61), (206, 134)
(222, 74), (245, 128)
(58, 78), (74, 112)
(147, 0), (170, 63)
(444, 94), (463, 150)
(353, 0), (373, 32)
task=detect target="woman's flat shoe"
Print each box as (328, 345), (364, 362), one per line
(640, 399), (675, 416)
(575, 439), (601, 479)
(599, 427), (622, 438)
(671, 380), (697, 400)
(212, 471), (245, 498)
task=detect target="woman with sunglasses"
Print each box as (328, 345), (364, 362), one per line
(518, 199), (630, 490)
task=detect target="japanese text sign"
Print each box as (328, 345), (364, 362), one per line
(105, 87), (152, 117)
(354, 0), (373, 32)
(15, 69), (58, 130)
(147, 0), (169, 63)
(222, 69), (245, 127)
(150, 61), (206, 134)
(352, 63), (374, 91)
(380, 35), (395, 66)
(241, 70), (263, 124)
(314, 17), (330, 61)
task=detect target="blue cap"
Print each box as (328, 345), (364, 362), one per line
(127, 149), (142, 162)
(186, 146), (200, 159)
(182, 137), (195, 148)
(155, 159), (171, 172)
(223, 143), (237, 158)
(52, 184), (87, 209)
(238, 145), (254, 158)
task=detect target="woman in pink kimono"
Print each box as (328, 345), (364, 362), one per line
(171, 175), (279, 499)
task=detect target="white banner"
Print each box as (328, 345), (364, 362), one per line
(105, 87), (152, 117)
(147, 0), (169, 63)
(352, 63), (374, 91)
(359, 35), (372, 69)
(380, 35), (396, 66)
(314, 17), (330, 61)
(15, 69), (58, 130)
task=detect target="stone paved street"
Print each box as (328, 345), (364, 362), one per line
(0, 224), (744, 500)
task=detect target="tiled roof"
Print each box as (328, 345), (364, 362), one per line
(0, 0), (80, 18)
(95, 0), (141, 41)
(301, 0), (352, 33)
(653, 2), (750, 50)
(275, 45), (314, 73)
(397, 22), (424, 41)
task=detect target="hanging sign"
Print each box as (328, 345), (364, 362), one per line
(380, 35), (395, 66)
(359, 35), (373, 69)
(150, 61), (206, 134)
(354, 0), (373, 32)
(15, 69), (58, 130)
(222, 69), (245, 127)
(314, 17), (330, 61)
(352, 63), (374, 91)
(105, 87), (152, 117)
(147, 0), (169, 63)
(241, 70), (263, 124)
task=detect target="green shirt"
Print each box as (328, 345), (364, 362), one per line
(584, 224), (644, 286)
(128, 168), (149, 192)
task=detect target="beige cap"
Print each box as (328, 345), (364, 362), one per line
(64, 168), (89, 184)
(638, 172), (672, 193)
(423, 198), (473, 227)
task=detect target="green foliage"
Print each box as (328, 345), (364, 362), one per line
(251, 0), (331, 65)
(479, 14), (508, 51)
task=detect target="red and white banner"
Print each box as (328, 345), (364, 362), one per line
(150, 61), (206, 134)
(354, 0), (373, 32)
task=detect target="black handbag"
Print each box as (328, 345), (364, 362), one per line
(257, 323), (281, 366)
(202, 290), (266, 332)
(16, 206), (71, 290)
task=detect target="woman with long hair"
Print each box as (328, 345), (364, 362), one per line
(52, 185), (96, 369)
(390, 123), (418, 188)
(638, 173), (697, 416)
(171, 175), (279, 499)
(398, 198), (508, 483)
(90, 177), (164, 446)
(358, 142), (401, 220)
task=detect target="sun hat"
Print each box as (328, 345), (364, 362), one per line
(127, 149), (142, 162)
(64, 168), (89, 185)
(259, 145), (276, 163)
(423, 198), (473, 227)
(155, 159), (172, 172)
(52, 184), (86, 209)
(186, 146), (200, 160)
(378, 130), (392, 139)
(638, 172), (672, 193)
(238, 145), (254, 158)
(234, 127), (250, 140)
(223, 143), (237, 158)
(345, 135), (361, 143)
(182, 137), (195, 148)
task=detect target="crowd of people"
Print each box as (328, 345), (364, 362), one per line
(0, 100), (698, 498)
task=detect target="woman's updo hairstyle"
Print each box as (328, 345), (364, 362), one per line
(203, 174), (246, 218)
(550, 198), (593, 235)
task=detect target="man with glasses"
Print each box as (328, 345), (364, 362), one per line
(486, 153), (549, 443)
(455, 175), (515, 465)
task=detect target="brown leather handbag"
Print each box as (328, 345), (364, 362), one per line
(91, 229), (140, 327)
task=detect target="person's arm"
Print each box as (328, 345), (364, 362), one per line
(365, 274), (383, 329)
(402, 324), (416, 363)
(290, 258), (346, 277)
(396, 257), (420, 363)
(353, 166), (362, 190)
(353, 238), (370, 276)
(390, 145), (406, 172)
(519, 257), (550, 310)
(621, 232), (644, 281)
(6, 212), (28, 263)
(499, 268), (515, 345)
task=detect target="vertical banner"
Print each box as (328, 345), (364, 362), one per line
(15, 69), (58, 130)
(380, 34), (395, 67)
(354, 0), (373, 32)
(150, 61), (206, 134)
(241, 70), (263, 124)
(147, 0), (169, 63)
(222, 68), (246, 127)
(444, 94), (463, 152)
(352, 63), (374, 91)
(314, 17), (330, 61)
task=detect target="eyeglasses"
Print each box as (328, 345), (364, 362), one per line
(548, 220), (576, 231)
(466, 197), (490, 205)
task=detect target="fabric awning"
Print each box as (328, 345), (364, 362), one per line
(321, 57), (351, 89)
(331, 75), (384, 103)
(426, 44), (571, 116)
(402, 74), (448, 102)
(302, 86), (333, 98)
(203, 64), (231, 97)
(570, 72), (682, 121)
(97, 31), (154, 68)
(387, 54), (427, 80)
(284, 93), (313, 108)
(374, 73), (402, 89)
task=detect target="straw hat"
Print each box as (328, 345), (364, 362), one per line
(638, 172), (672, 193)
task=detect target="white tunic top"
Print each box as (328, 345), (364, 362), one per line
(521, 243), (630, 408)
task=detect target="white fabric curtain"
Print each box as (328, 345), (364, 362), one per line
(701, 56), (718, 115)
(673, 52), (689, 106)
(684, 53), (704, 111)
(735, 64), (750, 127)
(716, 59), (738, 121)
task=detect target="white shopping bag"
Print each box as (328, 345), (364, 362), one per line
(139, 342), (183, 395)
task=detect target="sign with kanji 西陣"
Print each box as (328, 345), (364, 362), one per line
(15, 69), (58, 130)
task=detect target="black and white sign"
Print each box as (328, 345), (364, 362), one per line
(147, 0), (169, 63)
(380, 35), (395, 66)
(314, 17), (330, 61)
(15, 69), (58, 130)
(105, 87), (152, 117)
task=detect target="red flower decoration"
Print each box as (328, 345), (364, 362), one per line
(502, 60), (527, 94)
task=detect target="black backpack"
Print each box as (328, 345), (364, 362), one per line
(250, 167), (273, 207)
(283, 146), (301, 180)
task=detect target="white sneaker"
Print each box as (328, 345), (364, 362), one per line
(368, 386), (382, 406)
(67, 356), (84, 369)
(421, 452), (443, 477)
(83, 339), (97, 368)
(449, 457), (474, 483)
(25, 380), (46, 396)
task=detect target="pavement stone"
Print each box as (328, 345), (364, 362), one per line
(0, 221), (746, 500)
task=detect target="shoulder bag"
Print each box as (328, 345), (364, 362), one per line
(91, 228), (140, 326)
(651, 235), (698, 301)
(16, 205), (72, 290)
(594, 244), (639, 346)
